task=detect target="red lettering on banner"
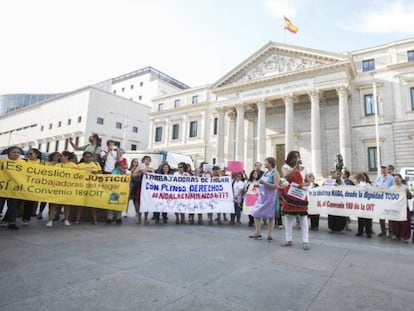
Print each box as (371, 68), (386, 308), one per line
(366, 204), (375, 211)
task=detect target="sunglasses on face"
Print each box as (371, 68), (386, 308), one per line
(27, 153), (34, 156)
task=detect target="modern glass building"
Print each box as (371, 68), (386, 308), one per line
(0, 93), (61, 115)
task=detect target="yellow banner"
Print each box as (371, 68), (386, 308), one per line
(0, 160), (130, 211)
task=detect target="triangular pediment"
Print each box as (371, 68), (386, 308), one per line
(212, 41), (349, 89)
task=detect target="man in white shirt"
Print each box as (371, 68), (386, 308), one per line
(375, 164), (394, 237)
(100, 140), (121, 173)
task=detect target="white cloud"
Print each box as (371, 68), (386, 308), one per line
(340, 1), (414, 34)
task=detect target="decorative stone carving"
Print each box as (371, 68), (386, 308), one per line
(236, 55), (323, 84)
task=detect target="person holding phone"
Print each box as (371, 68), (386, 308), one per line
(100, 140), (121, 174)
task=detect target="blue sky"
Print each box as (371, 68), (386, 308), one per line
(1, 0), (413, 94)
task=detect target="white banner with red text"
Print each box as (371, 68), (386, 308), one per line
(140, 173), (234, 213)
(307, 186), (407, 221)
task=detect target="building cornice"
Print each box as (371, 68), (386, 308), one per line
(211, 61), (352, 96)
(152, 84), (211, 102)
(149, 101), (211, 117)
(388, 61), (414, 71)
(350, 37), (414, 55)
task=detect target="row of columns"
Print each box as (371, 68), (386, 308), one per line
(216, 86), (352, 176)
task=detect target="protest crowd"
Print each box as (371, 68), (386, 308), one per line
(1, 134), (414, 250)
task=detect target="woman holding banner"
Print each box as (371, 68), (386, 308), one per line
(280, 151), (310, 250)
(389, 174), (412, 243)
(210, 166), (223, 225)
(305, 173), (319, 231)
(22, 148), (45, 226)
(174, 162), (190, 224)
(133, 155), (154, 225)
(75, 151), (102, 225)
(46, 151), (77, 227)
(249, 157), (280, 241)
(37, 152), (61, 220)
(355, 173), (373, 238)
(0, 146), (25, 230)
(193, 168), (204, 225)
(154, 162), (171, 224)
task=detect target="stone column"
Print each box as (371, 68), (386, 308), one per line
(216, 107), (225, 163)
(337, 85), (352, 170)
(164, 118), (169, 147)
(246, 111), (256, 169)
(283, 94), (295, 154)
(181, 115), (187, 145)
(226, 111), (236, 161)
(200, 111), (205, 142)
(149, 117), (154, 149)
(235, 103), (245, 162)
(256, 99), (266, 162)
(309, 90), (322, 177)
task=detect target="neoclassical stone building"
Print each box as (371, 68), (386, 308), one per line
(149, 38), (414, 178)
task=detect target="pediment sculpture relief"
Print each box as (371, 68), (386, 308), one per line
(237, 55), (324, 83)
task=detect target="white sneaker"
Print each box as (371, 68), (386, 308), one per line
(46, 221), (53, 227)
(64, 220), (71, 226)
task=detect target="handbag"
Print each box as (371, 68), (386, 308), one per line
(245, 193), (258, 207)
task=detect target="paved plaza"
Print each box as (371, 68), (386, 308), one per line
(1, 212), (414, 311)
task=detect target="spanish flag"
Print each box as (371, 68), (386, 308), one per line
(284, 16), (298, 34)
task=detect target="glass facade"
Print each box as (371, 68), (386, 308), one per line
(0, 93), (60, 115)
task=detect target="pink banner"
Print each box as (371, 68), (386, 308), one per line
(227, 161), (244, 173)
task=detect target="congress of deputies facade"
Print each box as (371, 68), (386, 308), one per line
(149, 38), (414, 179)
